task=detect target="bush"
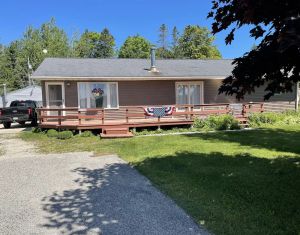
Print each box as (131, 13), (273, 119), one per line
(194, 114), (240, 130)
(80, 131), (94, 137)
(57, 131), (73, 140)
(248, 111), (300, 127)
(32, 127), (43, 133)
(47, 129), (58, 138)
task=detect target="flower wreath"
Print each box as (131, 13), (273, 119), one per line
(92, 88), (104, 97)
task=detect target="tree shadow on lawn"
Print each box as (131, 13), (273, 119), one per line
(40, 162), (204, 235)
(186, 127), (300, 155)
(135, 151), (300, 235)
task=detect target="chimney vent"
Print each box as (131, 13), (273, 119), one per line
(150, 47), (159, 72)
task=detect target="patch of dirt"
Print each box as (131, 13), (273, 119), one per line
(0, 134), (37, 159)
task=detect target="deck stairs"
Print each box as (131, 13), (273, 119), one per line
(100, 127), (133, 138)
(235, 115), (249, 128)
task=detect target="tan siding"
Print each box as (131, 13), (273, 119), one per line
(204, 80), (236, 103)
(65, 81), (78, 107)
(243, 84), (296, 102)
(118, 81), (175, 106)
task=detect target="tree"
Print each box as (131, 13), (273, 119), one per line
(208, 0), (300, 100)
(177, 25), (222, 59)
(171, 26), (180, 58)
(118, 35), (151, 58)
(0, 18), (71, 90)
(156, 24), (173, 59)
(74, 28), (115, 58)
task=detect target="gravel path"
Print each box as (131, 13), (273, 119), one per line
(0, 132), (209, 235)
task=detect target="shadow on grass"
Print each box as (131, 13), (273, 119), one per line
(40, 162), (204, 235)
(185, 127), (300, 155)
(135, 151), (300, 235)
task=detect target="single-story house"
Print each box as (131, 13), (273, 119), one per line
(32, 59), (297, 109)
(31, 52), (298, 135)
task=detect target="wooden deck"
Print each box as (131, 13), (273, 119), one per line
(37, 103), (264, 131)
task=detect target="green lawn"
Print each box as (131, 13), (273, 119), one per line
(21, 125), (300, 235)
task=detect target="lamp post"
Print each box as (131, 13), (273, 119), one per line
(2, 83), (7, 107)
(28, 49), (48, 86)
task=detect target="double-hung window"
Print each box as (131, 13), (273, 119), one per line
(78, 82), (118, 109)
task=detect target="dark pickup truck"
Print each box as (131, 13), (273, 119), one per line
(0, 100), (42, 128)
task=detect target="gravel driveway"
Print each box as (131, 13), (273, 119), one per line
(0, 132), (209, 235)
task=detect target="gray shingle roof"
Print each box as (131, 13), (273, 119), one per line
(32, 58), (234, 78)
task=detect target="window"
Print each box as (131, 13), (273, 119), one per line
(176, 82), (203, 105)
(78, 82), (118, 109)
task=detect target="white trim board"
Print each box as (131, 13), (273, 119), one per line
(33, 76), (226, 81)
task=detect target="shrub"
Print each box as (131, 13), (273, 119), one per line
(194, 114), (240, 130)
(57, 131), (73, 140)
(80, 131), (94, 137)
(248, 112), (283, 127)
(32, 127), (43, 133)
(47, 129), (58, 138)
(248, 111), (300, 127)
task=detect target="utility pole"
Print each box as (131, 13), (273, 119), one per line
(296, 82), (299, 111)
(2, 84), (7, 107)
(27, 57), (33, 86)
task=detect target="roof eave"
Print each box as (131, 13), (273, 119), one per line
(31, 76), (227, 81)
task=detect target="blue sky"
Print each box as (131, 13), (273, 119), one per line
(0, 0), (257, 58)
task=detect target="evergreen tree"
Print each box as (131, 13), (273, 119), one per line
(157, 24), (173, 59)
(171, 26), (180, 58)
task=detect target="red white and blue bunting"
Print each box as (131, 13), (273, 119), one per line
(144, 106), (175, 117)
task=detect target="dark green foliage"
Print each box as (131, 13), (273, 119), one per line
(248, 111), (300, 127)
(57, 131), (73, 140)
(31, 127), (43, 133)
(47, 129), (58, 138)
(0, 18), (71, 91)
(118, 35), (151, 58)
(74, 28), (115, 58)
(177, 25), (222, 59)
(80, 131), (94, 137)
(193, 114), (240, 130)
(209, 0), (300, 100)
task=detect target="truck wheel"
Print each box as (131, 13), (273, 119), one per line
(18, 121), (26, 125)
(3, 122), (11, 129)
(31, 119), (38, 126)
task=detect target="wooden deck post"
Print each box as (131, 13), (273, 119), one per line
(102, 109), (105, 124)
(190, 106), (194, 120)
(78, 110), (81, 126)
(126, 108), (129, 123)
(242, 104), (246, 117)
(261, 103), (264, 113)
(58, 110), (62, 126)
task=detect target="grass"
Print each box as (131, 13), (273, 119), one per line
(21, 125), (300, 235)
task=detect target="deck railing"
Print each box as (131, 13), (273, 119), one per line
(37, 102), (264, 127)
